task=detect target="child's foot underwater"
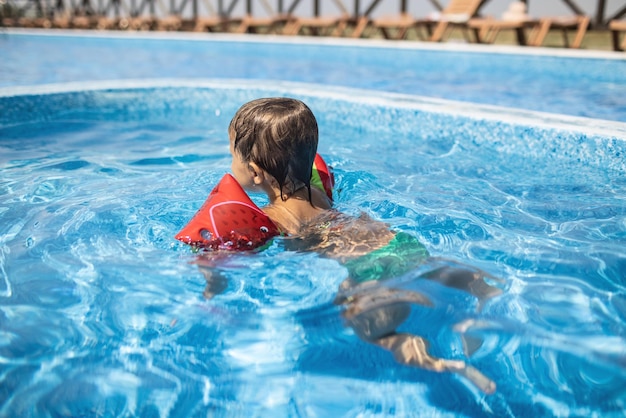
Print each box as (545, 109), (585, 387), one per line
(375, 333), (497, 394)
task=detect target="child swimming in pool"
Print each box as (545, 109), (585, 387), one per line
(211, 97), (500, 394)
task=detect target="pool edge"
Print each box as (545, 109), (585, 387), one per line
(4, 27), (626, 61)
(1, 78), (625, 140)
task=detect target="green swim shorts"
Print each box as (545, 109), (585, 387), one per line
(343, 232), (429, 283)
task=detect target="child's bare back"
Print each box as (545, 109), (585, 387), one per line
(286, 210), (396, 261)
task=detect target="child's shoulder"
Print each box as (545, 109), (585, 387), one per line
(263, 186), (333, 235)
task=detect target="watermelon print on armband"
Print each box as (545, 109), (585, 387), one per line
(175, 174), (280, 251)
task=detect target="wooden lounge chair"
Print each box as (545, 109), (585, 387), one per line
(369, 12), (418, 40)
(232, 0), (293, 34)
(609, 20), (626, 51)
(154, 15), (183, 31)
(468, 2), (589, 48)
(414, 0), (484, 42)
(194, 15), (231, 32)
(195, 12), (264, 33)
(194, 0), (290, 34)
(358, 0), (483, 41)
(116, 16), (157, 30)
(283, 14), (348, 36)
(326, 0), (382, 39)
(352, 0), (416, 40)
(45, 14), (102, 30)
(235, 13), (293, 34)
(345, 15), (371, 38)
(467, 17), (539, 45)
(530, 15), (589, 48)
(468, 1), (539, 45)
(470, 15), (589, 48)
(193, 0), (231, 32)
(282, 0), (350, 37)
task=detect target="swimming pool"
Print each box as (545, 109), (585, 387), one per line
(1, 31), (626, 417)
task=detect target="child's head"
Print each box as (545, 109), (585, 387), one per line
(229, 97), (318, 201)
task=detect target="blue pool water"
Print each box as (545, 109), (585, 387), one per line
(1, 31), (626, 417)
(2, 30), (626, 121)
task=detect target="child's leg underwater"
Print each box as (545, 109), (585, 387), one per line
(335, 275), (498, 394)
(422, 257), (504, 302)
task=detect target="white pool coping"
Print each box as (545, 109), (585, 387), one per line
(4, 27), (626, 61)
(2, 78), (626, 140)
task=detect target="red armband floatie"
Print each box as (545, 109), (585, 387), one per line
(174, 174), (280, 251)
(312, 153), (334, 201)
(175, 154), (334, 251)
